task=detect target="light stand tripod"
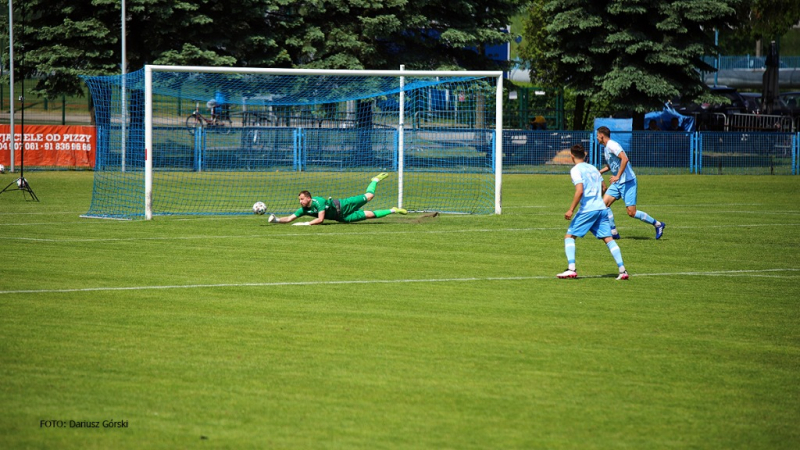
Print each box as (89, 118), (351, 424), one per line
(1, 0), (38, 201)
(1, 104), (39, 200)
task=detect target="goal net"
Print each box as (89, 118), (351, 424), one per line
(81, 66), (503, 219)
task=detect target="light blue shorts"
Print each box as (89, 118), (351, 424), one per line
(605, 179), (638, 207)
(567, 209), (612, 239)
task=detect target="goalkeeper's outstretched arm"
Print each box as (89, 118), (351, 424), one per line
(269, 213), (324, 226)
(294, 210), (325, 225)
(269, 213), (297, 224)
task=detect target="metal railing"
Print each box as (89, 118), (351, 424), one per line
(501, 130), (799, 176)
(701, 55), (800, 70)
(727, 113), (796, 132)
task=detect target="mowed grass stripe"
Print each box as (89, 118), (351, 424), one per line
(2, 268), (797, 295)
(2, 221), (799, 242)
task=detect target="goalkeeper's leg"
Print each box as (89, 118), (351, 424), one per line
(341, 207), (407, 222)
(372, 207), (407, 218)
(366, 172), (389, 196)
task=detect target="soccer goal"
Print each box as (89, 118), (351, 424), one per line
(81, 65), (503, 219)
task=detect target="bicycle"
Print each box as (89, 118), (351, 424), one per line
(186, 103), (233, 135)
(241, 110), (278, 149)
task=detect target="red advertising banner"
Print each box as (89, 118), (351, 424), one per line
(0, 125), (96, 168)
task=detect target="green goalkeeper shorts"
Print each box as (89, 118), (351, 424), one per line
(336, 194), (370, 223)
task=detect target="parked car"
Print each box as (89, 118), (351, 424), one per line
(702, 86), (749, 114)
(740, 92), (762, 114)
(670, 86), (749, 130)
(671, 86), (748, 115)
(737, 91), (800, 116)
(779, 92), (800, 116)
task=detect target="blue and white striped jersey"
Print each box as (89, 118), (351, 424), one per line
(602, 138), (636, 183)
(570, 162), (607, 212)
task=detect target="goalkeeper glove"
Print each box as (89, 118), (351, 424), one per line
(267, 214), (278, 223)
(292, 222), (311, 226)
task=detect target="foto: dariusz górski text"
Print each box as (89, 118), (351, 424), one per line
(40, 420), (129, 428)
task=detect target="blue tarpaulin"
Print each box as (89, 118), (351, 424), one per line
(645, 107), (695, 132)
(594, 118), (633, 150)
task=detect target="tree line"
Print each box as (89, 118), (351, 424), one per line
(518, 0), (800, 129)
(4, 0), (523, 98)
(2, 0), (799, 130)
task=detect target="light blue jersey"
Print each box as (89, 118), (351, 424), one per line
(570, 162), (606, 213)
(602, 139), (636, 184)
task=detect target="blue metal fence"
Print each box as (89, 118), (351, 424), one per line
(142, 126), (798, 176)
(502, 130), (800, 175)
(702, 55), (800, 70)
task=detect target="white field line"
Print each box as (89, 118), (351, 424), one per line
(654, 211), (800, 215)
(1, 268), (797, 296)
(503, 203), (772, 209)
(507, 210), (800, 215)
(635, 203), (767, 207)
(1, 203), (797, 219)
(0, 203), (769, 216)
(684, 223), (800, 228)
(4, 210), (799, 227)
(0, 211), (84, 216)
(2, 222), (800, 243)
(2, 228), (552, 242)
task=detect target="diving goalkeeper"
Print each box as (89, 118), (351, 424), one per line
(267, 173), (407, 226)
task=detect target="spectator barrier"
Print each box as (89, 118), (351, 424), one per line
(1, 125), (797, 176)
(503, 130), (798, 176)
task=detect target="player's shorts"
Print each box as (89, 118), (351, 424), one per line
(567, 209), (612, 239)
(337, 194), (369, 223)
(605, 179), (638, 207)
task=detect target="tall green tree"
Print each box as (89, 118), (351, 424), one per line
(521, 0), (744, 130)
(721, 0), (800, 54)
(520, 0), (607, 129)
(14, 0), (294, 98)
(744, 0), (800, 42)
(518, 0), (552, 85)
(2, 0), (523, 100)
(292, 0), (524, 71)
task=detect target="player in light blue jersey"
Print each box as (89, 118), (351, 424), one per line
(557, 144), (628, 280)
(596, 126), (666, 240)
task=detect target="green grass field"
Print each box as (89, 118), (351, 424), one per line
(1, 172), (799, 449)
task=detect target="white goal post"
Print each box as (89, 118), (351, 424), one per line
(87, 65), (494, 220)
(143, 65), (503, 220)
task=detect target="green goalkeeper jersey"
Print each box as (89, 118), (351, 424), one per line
(294, 196), (339, 221)
(293, 194), (372, 223)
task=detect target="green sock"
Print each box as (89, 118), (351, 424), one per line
(374, 209), (392, 218)
(366, 180), (378, 195)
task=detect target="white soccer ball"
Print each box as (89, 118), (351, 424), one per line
(252, 201), (267, 215)
(0, 164), (5, 174)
